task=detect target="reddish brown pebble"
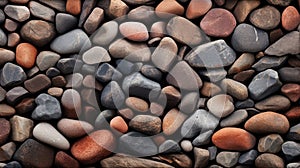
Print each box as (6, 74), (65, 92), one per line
(163, 109), (187, 135)
(66, 0), (81, 15)
(281, 83), (300, 102)
(125, 97), (149, 113)
(150, 102), (165, 116)
(200, 8), (236, 37)
(118, 108), (134, 120)
(119, 22), (149, 41)
(0, 104), (15, 117)
(245, 111), (290, 134)
(233, 70), (255, 82)
(57, 118), (94, 138)
(285, 106), (300, 121)
(234, 0), (261, 23)
(51, 76), (67, 87)
(156, 0), (185, 16)
(61, 89), (82, 118)
(16, 43), (37, 69)
(15, 98), (35, 114)
(255, 153), (284, 168)
(71, 130), (115, 165)
(24, 74), (51, 94)
(270, 29), (284, 44)
(212, 127), (256, 151)
(8, 33), (20, 47)
(200, 82), (222, 97)
(55, 151), (80, 168)
(0, 118), (10, 145)
(282, 6), (300, 31)
(110, 116), (128, 133)
(186, 0), (212, 19)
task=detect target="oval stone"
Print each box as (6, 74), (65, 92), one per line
(250, 6), (280, 30)
(119, 22), (149, 41)
(282, 6), (300, 31)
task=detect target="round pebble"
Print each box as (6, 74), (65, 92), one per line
(16, 43), (37, 69)
(207, 94), (235, 118)
(282, 6), (300, 31)
(186, 0), (212, 19)
(119, 22), (149, 42)
(110, 116), (128, 133)
(250, 6), (281, 30)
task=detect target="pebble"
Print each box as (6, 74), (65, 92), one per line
(231, 23), (269, 52)
(238, 150), (258, 165)
(0, 48), (15, 66)
(287, 123), (300, 141)
(0, 142), (16, 162)
(155, 0), (184, 16)
(265, 31), (300, 56)
(95, 110), (115, 129)
(57, 58), (82, 74)
(199, 69), (227, 83)
(92, 21), (118, 46)
(10, 115), (33, 142)
(78, 0), (98, 27)
(179, 92), (199, 114)
(101, 81), (125, 109)
(255, 95), (291, 112)
(24, 74), (51, 94)
(0, 28), (7, 46)
(61, 89), (82, 118)
(220, 109), (248, 127)
(235, 99), (254, 109)
(207, 94), (235, 118)
(5, 87), (29, 105)
(15, 98), (35, 114)
(126, 97), (148, 112)
(194, 147), (209, 168)
(0, 118), (10, 145)
(287, 163), (300, 168)
(36, 51), (60, 71)
(249, 6), (280, 30)
(32, 93), (62, 120)
(221, 78), (248, 100)
(162, 86), (181, 108)
(163, 108), (187, 135)
(65, 73), (83, 88)
(39, 0), (66, 12)
(128, 5), (156, 24)
(0, 9), (4, 23)
(66, 0), (81, 15)
(52, 76), (67, 87)
(0, 104), (15, 117)
(156, 153), (193, 168)
(0, 63), (26, 87)
(150, 21), (166, 38)
(55, 13), (78, 34)
(282, 141), (300, 161)
(267, 0), (292, 6)
(252, 56), (288, 72)
(286, 106), (300, 121)
(228, 53), (255, 75)
(110, 116), (128, 133)
(84, 7), (104, 34)
(282, 6), (300, 31)
(244, 111), (290, 134)
(4, 18), (18, 32)
(186, 0), (212, 19)
(119, 22), (149, 42)
(281, 83), (300, 102)
(181, 109), (219, 138)
(200, 8), (236, 37)
(51, 29), (91, 54)
(33, 122), (70, 150)
(212, 127), (256, 151)
(4, 5), (30, 22)
(141, 65), (162, 81)
(248, 69), (282, 101)
(159, 140), (181, 154)
(95, 63), (122, 83)
(216, 151), (240, 168)
(255, 153), (284, 168)
(57, 118), (94, 138)
(150, 103), (164, 116)
(280, 68), (300, 84)
(83, 47), (110, 65)
(82, 75), (103, 91)
(55, 151), (80, 168)
(20, 20), (56, 47)
(29, 1), (55, 22)
(185, 40), (236, 68)
(105, 0), (129, 18)
(129, 115), (161, 135)
(258, 134), (283, 153)
(0, 87), (6, 102)
(180, 140), (193, 152)
(46, 67), (60, 77)
(166, 16), (209, 46)
(234, 0), (260, 23)
(192, 130), (213, 146)
(13, 139), (54, 167)
(7, 32), (20, 47)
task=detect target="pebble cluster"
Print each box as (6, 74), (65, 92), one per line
(0, 0), (300, 168)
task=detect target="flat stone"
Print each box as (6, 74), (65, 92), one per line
(21, 20), (56, 47)
(159, 140), (181, 154)
(279, 67), (300, 83)
(5, 87), (29, 105)
(255, 95), (291, 112)
(92, 21), (118, 46)
(0, 118), (10, 145)
(258, 134), (283, 153)
(194, 147), (209, 168)
(0, 48), (15, 66)
(57, 118), (93, 138)
(0, 104), (15, 117)
(250, 6), (280, 30)
(231, 23), (269, 52)
(0, 28), (7, 46)
(255, 153), (284, 168)
(52, 76), (66, 87)
(207, 94), (235, 118)
(212, 127), (256, 151)
(220, 109), (248, 127)
(36, 51), (60, 71)
(186, 0), (212, 19)
(234, 0), (260, 23)
(244, 111), (290, 134)
(265, 31), (300, 56)
(0, 142), (16, 162)
(0, 63), (26, 87)
(267, 0), (292, 6)
(4, 5), (30, 22)
(155, 0), (184, 16)
(39, 0), (66, 12)
(163, 108), (187, 135)
(282, 141), (300, 161)
(221, 78), (248, 100)
(84, 7), (104, 34)
(13, 139), (54, 167)
(55, 13), (77, 34)
(126, 97), (149, 113)
(32, 93), (62, 120)
(216, 152), (240, 168)
(29, 1), (55, 22)
(238, 150), (258, 165)
(82, 46), (110, 65)
(198, 68), (227, 82)
(282, 6), (300, 31)
(155, 154), (192, 168)
(129, 115), (161, 135)
(228, 53), (255, 75)
(55, 151), (80, 168)
(24, 74), (51, 94)
(248, 69), (282, 100)
(192, 130), (213, 146)
(252, 56), (288, 72)
(281, 84), (300, 102)
(166, 16), (210, 46)
(101, 81), (125, 109)
(10, 115), (33, 142)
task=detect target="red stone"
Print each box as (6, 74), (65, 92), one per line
(281, 83), (300, 102)
(282, 6), (300, 31)
(16, 43), (37, 69)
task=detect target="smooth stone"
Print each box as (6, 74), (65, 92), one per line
(46, 67), (60, 77)
(267, 0), (292, 6)
(252, 56), (288, 71)
(255, 95), (291, 111)
(126, 97), (149, 112)
(24, 74), (51, 94)
(29, 1), (55, 22)
(91, 21), (118, 46)
(95, 63), (122, 83)
(258, 134), (283, 153)
(212, 128), (256, 151)
(150, 103), (164, 117)
(65, 73), (83, 88)
(119, 131), (158, 156)
(255, 153), (284, 168)
(185, 39), (236, 68)
(207, 94), (235, 118)
(55, 151), (80, 168)
(119, 22), (149, 41)
(141, 65), (162, 81)
(192, 130), (213, 146)
(161, 86), (181, 108)
(82, 46), (110, 65)
(47, 87), (63, 97)
(282, 6), (300, 31)
(228, 53), (255, 74)
(0, 104), (15, 117)
(10, 115), (33, 142)
(287, 163), (300, 168)
(71, 130), (115, 164)
(101, 154), (173, 168)
(84, 7), (104, 34)
(180, 140), (193, 152)
(32, 93), (62, 120)
(52, 76), (67, 87)
(270, 28), (284, 44)
(282, 141), (300, 160)
(0, 9), (4, 23)
(150, 21), (166, 38)
(279, 67), (300, 83)
(110, 116), (128, 133)
(220, 109), (248, 127)
(128, 6), (156, 25)
(20, 20), (56, 47)
(244, 111), (290, 134)
(102, 0), (129, 18)
(287, 123), (300, 141)
(200, 82), (222, 97)
(36, 51), (60, 71)
(55, 13), (77, 34)
(51, 29), (91, 54)
(231, 23), (269, 52)
(66, 0), (81, 15)
(57, 118), (93, 138)
(0, 142), (16, 162)
(179, 92), (199, 114)
(239, 150), (258, 165)
(265, 31), (300, 56)
(281, 83), (300, 102)
(33, 122), (70, 150)
(0, 87), (6, 102)
(78, 0), (97, 27)
(5, 161), (21, 168)
(250, 6), (280, 30)
(94, 110), (115, 129)
(4, 18), (18, 32)
(216, 152), (240, 168)
(39, 0), (66, 11)
(198, 68), (227, 82)
(181, 109), (219, 138)
(234, 0), (260, 23)
(56, 58), (83, 74)
(101, 81), (125, 109)
(194, 147), (209, 168)
(0, 63), (26, 87)
(115, 59), (137, 75)
(0, 48), (15, 66)
(208, 146), (217, 161)
(109, 39), (151, 62)
(13, 139), (54, 168)
(0, 29), (7, 46)
(186, 0), (212, 19)
(159, 140), (181, 154)
(248, 69), (282, 100)
(221, 78), (248, 100)
(0, 119), (10, 145)
(4, 5), (30, 22)
(286, 106), (300, 121)
(163, 108), (187, 135)
(155, 0), (184, 16)
(5, 87), (28, 105)
(154, 154), (192, 168)
(129, 115), (161, 135)
(61, 89), (82, 118)
(166, 16), (210, 46)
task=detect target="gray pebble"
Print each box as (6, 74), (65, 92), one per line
(216, 151), (240, 168)
(94, 110), (115, 129)
(4, 5), (30, 22)
(29, 1), (55, 22)
(56, 58), (83, 74)
(36, 51), (60, 71)
(0, 28), (7, 46)
(6, 87), (29, 105)
(282, 141), (300, 161)
(101, 81), (125, 109)
(287, 123), (300, 141)
(0, 9), (5, 24)
(192, 130), (213, 146)
(278, 67), (300, 83)
(235, 99), (254, 109)
(46, 67), (60, 77)
(55, 13), (77, 34)
(238, 150), (258, 165)
(95, 63), (122, 83)
(220, 109), (248, 127)
(0, 63), (27, 88)
(92, 21), (118, 46)
(159, 140), (181, 154)
(208, 146), (218, 160)
(32, 93), (62, 120)
(252, 56), (287, 72)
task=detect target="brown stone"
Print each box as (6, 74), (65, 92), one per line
(9, 0), (29, 4)
(71, 130), (115, 165)
(55, 151), (80, 168)
(221, 78), (248, 100)
(24, 74), (51, 94)
(156, 0), (185, 16)
(48, 87), (63, 97)
(270, 29), (284, 44)
(10, 115), (34, 142)
(162, 86), (181, 108)
(66, 0), (81, 15)
(110, 116), (128, 133)
(234, 0), (260, 23)
(52, 76), (66, 87)
(207, 94), (235, 118)
(200, 82), (222, 97)
(119, 22), (149, 42)
(82, 75), (103, 91)
(163, 108), (187, 135)
(57, 118), (94, 138)
(129, 115), (161, 135)
(255, 95), (291, 112)
(212, 127), (256, 151)
(244, 111), (290, 134)
(285, 106), (300, 121)
(255, 153), (284, 168)
(249, 6), (281, 30)
(282, 6), (300, 31)
(4, 19), (18, 32)
(224, 0), (238, 10)
(0, 104), (15, 117)
(186, 0), (212, 19)
(118, 108), (134, 120)
(0, 118), (10, 145)
(288, 57), (300, 67)
(233, 69), (255, 82)
(16, 43), (37, 69)
(84, 7), (104, 34)
(150, 102), (165, 116)
(150, 21), (166, 38)
(61, 89), (82, 118)
(0, 142), (16, 162)
(229, 53), (255, 75)
(15, 98), (35, 114)
(7, 33), (20, 47)
(156, 154), (193, 168)
(125, 97), (149, 113)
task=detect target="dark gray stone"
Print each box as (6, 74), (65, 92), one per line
(248, 69), (282, 100)
(0, 28), (6, 46)
(192, 130), (213, 146)
(208, 146), (217, 160)
(92, 21), (118, 46)
(81, 64), (97, 74)
(55, 13), (77, 34)
(116, 59), (137, 76)
(56, 58), (83, 74)
(278, 67), (300, 83)
(216, 152), (240, 168)
(95, 63), (122, 83)
(6, 87), (29, 105)
(29, 1), (55, 22)
(231, 23), (269, 52)
(178, 92), (199, 114)
(220, 109), (248, 127)
(101, 81), (125, 109)
(287, 124), (300, 141)
(36, 51), (61, 71)
(198, 68), (227, 82)
(252, 56), (287, 71)
(32, 93), (62, 120)
(185, 40), (236, 68)
(238, 150), (258, 165)
(0, 86), (6, 102)
(4, 161), (22, 168)
(94, 110), (116, 129)
(282, 141), (300, 161)
(159, 140), (181, 154)
(46, 67), (60, 77)
(0, 10), (5, 24)
(235, 99), (255, 109)
(0, 63), (26, 88)
(141, 65), (162, 81)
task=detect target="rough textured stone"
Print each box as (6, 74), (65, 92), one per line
(129, 115), (161, 135)
(0, 63), (26, 87)
(216, 152), (240, 168)
(84, 7), (104, 34)
(32, 93), (62, 120)
(258, 134), (284, 153)
(194, 147), (209, 168)
(66, 0), (81, 15)
(250, 6), (280, 30)
(267, 0), (292, 6)
(10, 115), (33, 142)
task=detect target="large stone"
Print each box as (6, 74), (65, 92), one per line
(91, 21), (118, 46)
(32, 93), (62, 120)
(249, 6), (280, 30)
(282, 6), (300, 31)
(0, 63), (26, 87)
(57, 118), (94, 138)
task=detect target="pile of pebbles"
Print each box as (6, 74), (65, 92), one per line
(0, 0), (300, 167)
